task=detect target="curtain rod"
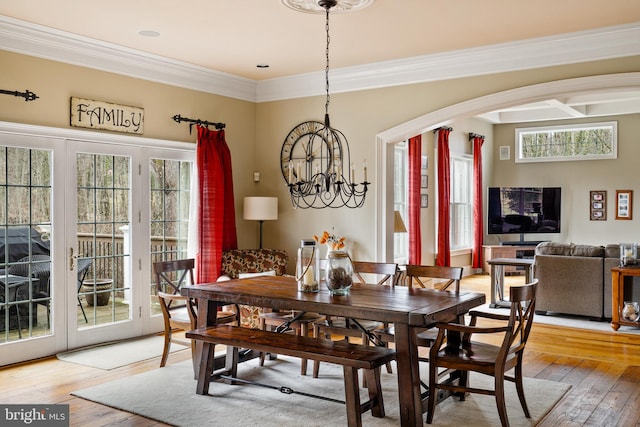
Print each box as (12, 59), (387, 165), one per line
(172, 114), (225, 134)
(433, 126), (453, 133)
(469, 132), (485, 140)
(0, 88), (39, 102)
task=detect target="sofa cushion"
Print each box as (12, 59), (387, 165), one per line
(535, 241), (574, 256)
(605, 244), (621, 259)
(219, 249), (288, 329)
(571, 244), (604, 257)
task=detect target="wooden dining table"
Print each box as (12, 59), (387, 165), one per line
(181, 275), (485, 427)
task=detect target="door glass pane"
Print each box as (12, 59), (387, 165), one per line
(0, 146), (52, 343)
(76, 153), (131, 329)
(149, 159), (191, 317)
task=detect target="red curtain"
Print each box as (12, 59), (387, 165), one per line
(436, 128), (451, 267)
(408, 135), (422, 264)
(195, 126), (237, 283)
(472, 136), (485, 269)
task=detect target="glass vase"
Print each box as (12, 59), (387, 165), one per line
(622, 301), (639, 322)
(325, 250), (353, 296)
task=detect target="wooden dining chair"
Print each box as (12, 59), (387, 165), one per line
(372, 265), (464, 362)
(312, 261), (398, 379)
(154, 259), (238, 369)
(426, 280), (538, 427)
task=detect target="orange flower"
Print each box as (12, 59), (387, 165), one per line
(314, 230), (346, 251)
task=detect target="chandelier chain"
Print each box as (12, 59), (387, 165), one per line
(324, 6), (331, 118)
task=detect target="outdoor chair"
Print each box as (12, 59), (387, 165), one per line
(8, 254), (51, 334)
(426, 280), (538, 427)
(76, 258), (92, 323)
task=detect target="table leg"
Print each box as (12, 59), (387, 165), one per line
(193, 298), (220, 379)
(611, 271), (621, 331)
(490, 264), (511, 308)
(393, 323), (422, 427)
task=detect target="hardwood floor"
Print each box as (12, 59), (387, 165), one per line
(1, 274), (639, 426)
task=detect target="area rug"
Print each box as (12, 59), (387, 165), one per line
(72, 356), (570, 426)
(57, 334), (188, 370)
(473, 302), (640, 335)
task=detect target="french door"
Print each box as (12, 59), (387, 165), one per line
(0, 122), (194, 364)
(66, 141), (140, 348)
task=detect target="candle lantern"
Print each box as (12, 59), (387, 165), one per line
(296, 239), (319, 292)
(620, 243), (638, 267)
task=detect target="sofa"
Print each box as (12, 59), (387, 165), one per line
(534, 242), (628, 319)
(219, 248), (288, 328)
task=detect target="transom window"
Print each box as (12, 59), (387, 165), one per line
(516, 121), (617, 163)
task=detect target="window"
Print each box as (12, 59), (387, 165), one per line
(0, 146), (52, 341)
(393, 142), (408, 264)
(450, 154), (472, 250)
(149, 158), (192, 317)
(516, 121), (617, 163)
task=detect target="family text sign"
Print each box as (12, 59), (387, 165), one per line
(70, 97), (144, 134)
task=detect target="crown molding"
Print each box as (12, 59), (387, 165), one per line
(0, 16), (257, 102)
(1, 15), (638, 103)
(257, 22), (640, 102)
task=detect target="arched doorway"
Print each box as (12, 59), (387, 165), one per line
(374, 72), (640, 261)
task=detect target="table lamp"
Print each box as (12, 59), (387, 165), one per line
(243, 197), (278, 248)
(394, 210), (407, 233)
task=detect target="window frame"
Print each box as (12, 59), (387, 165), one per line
(449, 153), (473, 251)
(515, 121), (617, 163)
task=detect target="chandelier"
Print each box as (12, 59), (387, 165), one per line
(282, 0), (370, 209)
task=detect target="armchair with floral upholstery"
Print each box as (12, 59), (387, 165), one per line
(219, 248), (288, 328)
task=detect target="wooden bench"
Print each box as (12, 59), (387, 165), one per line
(186, 325), (397, 427)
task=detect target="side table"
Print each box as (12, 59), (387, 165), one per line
(610, 266), (640, 330)
(487, 258), (535, 308)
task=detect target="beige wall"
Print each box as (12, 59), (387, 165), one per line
(2, 47), (639, 270)
(1, 49), (259, 246)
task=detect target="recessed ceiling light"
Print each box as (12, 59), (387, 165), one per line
(282, 0), (374, 14)
(256, 64), (270, 69)
(138, 30), (160, 38)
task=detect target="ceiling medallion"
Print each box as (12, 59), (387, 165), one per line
(281, 0), (374, 14)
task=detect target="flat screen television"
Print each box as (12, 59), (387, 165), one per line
(487, 187), (561, 235)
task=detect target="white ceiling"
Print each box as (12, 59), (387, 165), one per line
(1, 0), (640, 122)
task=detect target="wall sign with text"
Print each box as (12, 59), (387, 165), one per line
(70, 97), (144, 134)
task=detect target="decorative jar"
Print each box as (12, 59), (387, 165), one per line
(622, 301), (639, 322)
(296, 239), (319, 292)
(325, 250), (354, 296)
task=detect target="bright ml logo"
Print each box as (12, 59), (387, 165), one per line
(1, 405), (69, 426)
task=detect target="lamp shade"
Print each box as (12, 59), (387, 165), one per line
(244, 197), (278, 221)
(394, 210), (407, 233)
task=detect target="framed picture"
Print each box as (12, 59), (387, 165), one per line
(616, 190), (633, 220)
(589, 191), (607, 221)
(421, 174), (428, 188)
(421, 194), (428, 208)
(421, 155), (428, 170)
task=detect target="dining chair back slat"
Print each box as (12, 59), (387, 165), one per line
(405, 264), (463, 291)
